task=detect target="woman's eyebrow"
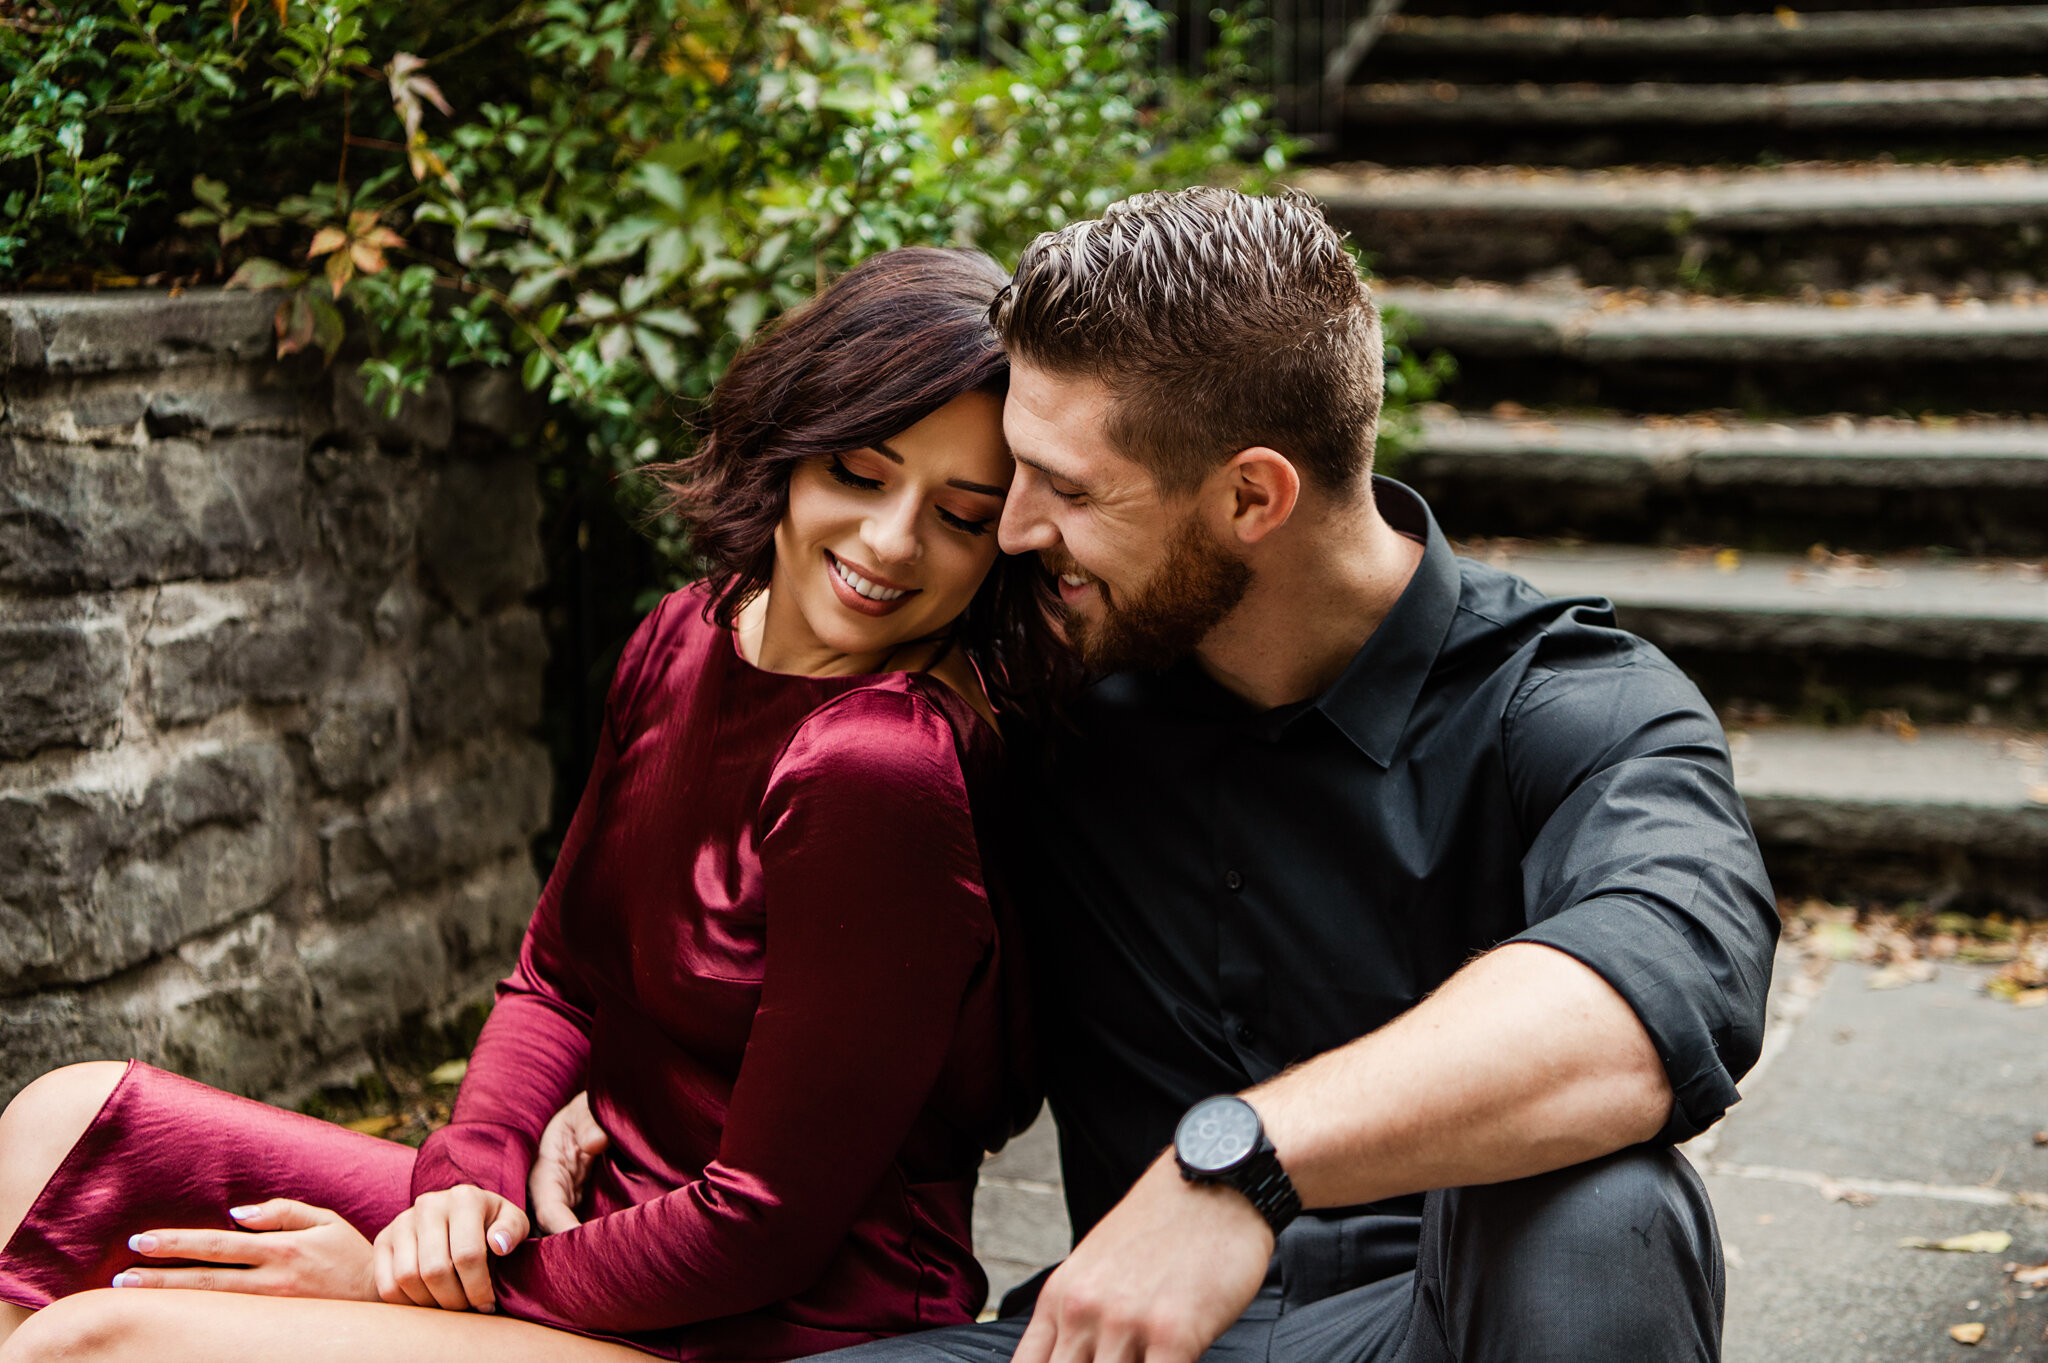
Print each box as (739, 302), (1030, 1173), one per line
(865, 440), (1005, 496)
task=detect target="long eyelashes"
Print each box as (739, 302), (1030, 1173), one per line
(826, 456), (881, 491)
(826, 456), (993, 537)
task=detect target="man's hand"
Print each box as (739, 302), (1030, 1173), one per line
(529, 1090), (609, 1235)
(1014, 1156), (1274, 1363)
(372, 1184), (528, 1313)
(112, 1199), (378, 1301)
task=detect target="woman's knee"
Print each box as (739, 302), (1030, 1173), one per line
(0, 1062), (128, 1244)
(1, 1063), (127, 1145)
(0, 1290), (147, 1362)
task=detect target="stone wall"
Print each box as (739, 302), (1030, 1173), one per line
(0, 290), (551, 1104)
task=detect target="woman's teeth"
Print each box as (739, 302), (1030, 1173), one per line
(1061, 573), (1091, 588)
(833, 557), (908, 602)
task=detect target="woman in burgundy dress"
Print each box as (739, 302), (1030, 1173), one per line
(0, 247), (1060, 1363)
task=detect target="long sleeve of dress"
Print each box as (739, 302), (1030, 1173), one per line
(489, 687), (997, 1335)
(410, 612), (664, 1205)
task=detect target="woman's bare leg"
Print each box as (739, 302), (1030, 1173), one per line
(0, 1063), (130, 1349)
(1, 1289), (656, 1363)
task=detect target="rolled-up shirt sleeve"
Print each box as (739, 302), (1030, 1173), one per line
(1502, 633), (1780, 1144)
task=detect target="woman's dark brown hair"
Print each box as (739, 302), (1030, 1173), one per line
(648, 246), (1073, 717)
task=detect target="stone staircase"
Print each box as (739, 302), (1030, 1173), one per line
(1296, 8), (2048, 915)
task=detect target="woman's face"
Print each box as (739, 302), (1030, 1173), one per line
(767, 389), (1012, 671)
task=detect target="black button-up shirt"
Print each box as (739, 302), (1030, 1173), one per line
(1011, 478), (1779, 1250)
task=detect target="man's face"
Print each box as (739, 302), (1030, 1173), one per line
(999, 362), (1250, 673)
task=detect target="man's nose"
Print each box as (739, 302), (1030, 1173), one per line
(998, 474), (1056, 556)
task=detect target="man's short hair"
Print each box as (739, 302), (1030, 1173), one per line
(991, 187), (1383, 495)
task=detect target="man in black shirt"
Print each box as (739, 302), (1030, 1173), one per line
(815, 190), (1776, 1361)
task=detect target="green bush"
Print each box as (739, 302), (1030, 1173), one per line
(4, 0), (1445, 576)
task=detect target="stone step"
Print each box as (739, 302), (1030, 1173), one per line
(1347, 76), (2048, 130)
(1301, 162), (2048, 294)
(1324, 76), (2048, 165)
(1404, 412), (2048, 554)
(1377, 282), (2048, 414)
(1474, 540), (2048, 724)
(1728, 722), (2048, 910)
(1368, 7), (2048, 78)
(1489, 540), (2048, 658)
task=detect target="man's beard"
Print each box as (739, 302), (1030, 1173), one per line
(1051, 511), (1252, 675)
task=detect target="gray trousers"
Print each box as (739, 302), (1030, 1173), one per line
(807, 1146), (1723, 1363)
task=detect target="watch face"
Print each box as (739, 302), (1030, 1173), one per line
(1176, 1096), (1261, 1175)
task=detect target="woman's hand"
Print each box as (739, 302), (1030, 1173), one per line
(372, 1184), (528, 1312)
(111, 1198), (378, 1301)
(529, 1090), (609, 1235)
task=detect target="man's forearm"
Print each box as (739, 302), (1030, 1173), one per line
(1248, 942), (1672, 1209)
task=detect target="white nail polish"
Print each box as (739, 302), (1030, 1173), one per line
(111, 1272), (140, 1289)
(489, 1231), (509, 1254)
(228, 1206), (258, 1220)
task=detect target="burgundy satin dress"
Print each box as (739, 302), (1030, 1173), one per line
(0, 585), (1036, 1360)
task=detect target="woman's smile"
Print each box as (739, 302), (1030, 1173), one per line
(825, 549), (920, 616)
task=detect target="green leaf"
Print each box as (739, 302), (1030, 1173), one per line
(583, 216), (660, 266)
(633, 326), (680, 387)
(521, 348), (553, 391)
(636, 162), (689, 213)
(306, 291), (345, 361)
(224, 257), (304, 291)
(725, 290), (768, 341)
(636, 309), (699, 339)
(645, 228), (689, 281)
(191, 175), (230, 212)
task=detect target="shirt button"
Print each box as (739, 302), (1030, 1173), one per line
(1223, 869), (1244, 892)
(1234, 1021), (1258, 1045)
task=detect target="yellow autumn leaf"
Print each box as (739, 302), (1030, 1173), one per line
(428, 1059), (469, 1086)
(1899, 1230), (2012, 1254)
(307, 226), (349, 259)
(345, 1114), (402, 1136)
(2015, 988), (2048, 1008)
(1714, 548), (1741, 573)
(1949, 1322), (1986, 1345)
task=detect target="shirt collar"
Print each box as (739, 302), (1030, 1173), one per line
(1290, 476), (1462, 767)
(1109, 478), (1462, 763)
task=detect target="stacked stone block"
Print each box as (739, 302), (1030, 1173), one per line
(0, 290), (551, 1104)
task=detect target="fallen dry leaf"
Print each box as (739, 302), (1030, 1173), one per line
(344, 1113), (402, 1136)
(1949, 1322), (1986, 1345)
(1901, 1231), (2013, 1254)
(1714, 548), (1742, 573)
(2016, 989), (2048, 1009)
(1868, 961), (1937, 990)
(2012, 1261), (2048, 1287)
(427, 1058), (469, 1086)
(1820, 1179), (1878, 1206)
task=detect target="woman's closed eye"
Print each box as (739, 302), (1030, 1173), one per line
(830, 455), (995, 537)
(826, 456), (882, 491)
(937, 507), (993, 537)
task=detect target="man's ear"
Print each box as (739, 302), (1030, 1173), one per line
(1216, 447), (1301, 546)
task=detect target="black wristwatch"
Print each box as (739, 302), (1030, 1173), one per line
(1172, 1094), (1301, 1235)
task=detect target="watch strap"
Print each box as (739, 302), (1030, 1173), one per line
(1227, 1140), (1302, 1235)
